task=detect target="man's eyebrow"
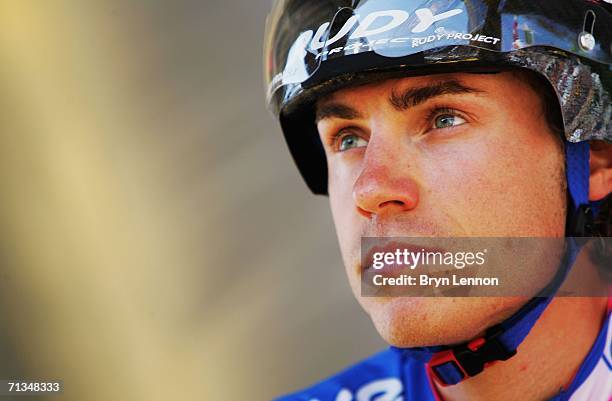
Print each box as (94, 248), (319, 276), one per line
(389, 80), (484, 110)
(315, 103), (363, 124)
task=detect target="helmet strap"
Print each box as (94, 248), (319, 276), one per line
(420, 141), (595, 385)
(565, 141), (596, 236)
(423, 238), (582, 386)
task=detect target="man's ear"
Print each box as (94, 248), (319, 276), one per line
(589, 140), (612, 202)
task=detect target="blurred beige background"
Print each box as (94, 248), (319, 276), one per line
(0, 1), (385, 400)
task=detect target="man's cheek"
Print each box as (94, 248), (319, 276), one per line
(423, 141), (519, 233)
(329, 162), (365, 272)
(329, 159), (362, 216)
(428, 137), (564, 235)
(426, 144), (495, 199)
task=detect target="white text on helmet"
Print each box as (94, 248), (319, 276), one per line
(310, 7), (464, 51)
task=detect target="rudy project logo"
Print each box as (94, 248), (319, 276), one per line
(308, 7), (464, 51)
(268, 8), (465, 90)
(271, 5), (500, 97)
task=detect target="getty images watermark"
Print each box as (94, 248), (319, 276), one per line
(360, 237), (611, 297)
(369, 246), (494, 288)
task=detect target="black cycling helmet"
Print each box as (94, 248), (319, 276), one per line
(264, 0), (612, 196)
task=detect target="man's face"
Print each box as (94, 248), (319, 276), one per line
(315, 72), (567, 347)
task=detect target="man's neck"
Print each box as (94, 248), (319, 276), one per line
(436, 258), (608, 401)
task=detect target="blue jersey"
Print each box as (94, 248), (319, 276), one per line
(275, 312), (611, 401)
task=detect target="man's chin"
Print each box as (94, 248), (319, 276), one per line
(363, 296), (525, 348)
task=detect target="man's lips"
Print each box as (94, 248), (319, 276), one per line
(361, 240), (448, 274)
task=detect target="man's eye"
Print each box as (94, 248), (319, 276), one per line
(433, 114), (467, 129)
(338, 133), (368, 152)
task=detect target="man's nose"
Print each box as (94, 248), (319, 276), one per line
(352, 143), (419, 218)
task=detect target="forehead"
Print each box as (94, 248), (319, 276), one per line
(316, 71), (527, 108)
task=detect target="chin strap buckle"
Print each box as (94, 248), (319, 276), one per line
(428, 324), (517, 386)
